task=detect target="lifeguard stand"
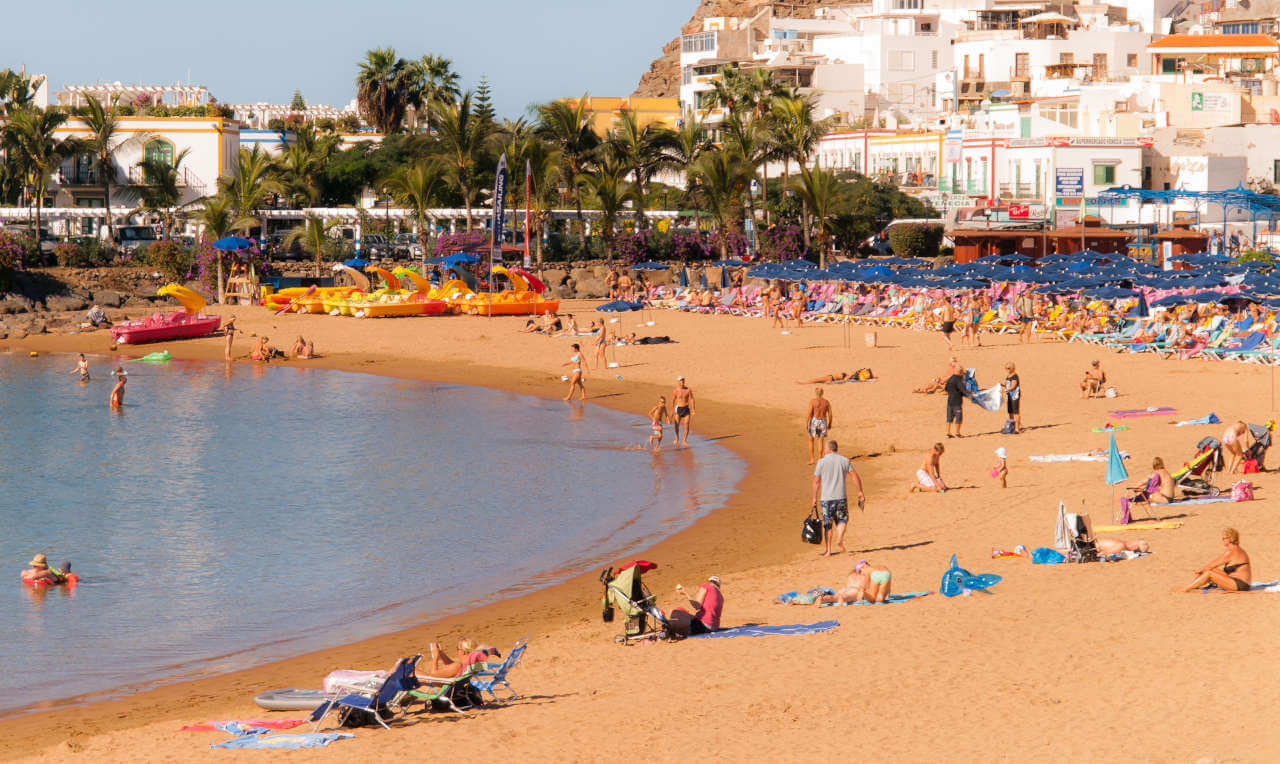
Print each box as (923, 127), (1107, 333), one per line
(223, 276), (258, 306)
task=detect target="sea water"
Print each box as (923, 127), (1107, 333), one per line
(0, 353), (742, 713)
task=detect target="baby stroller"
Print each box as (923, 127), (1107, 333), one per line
(1054, 503), (1098, 563)
(1171, 436), (1223, 497)
(1243, 423), (1273, 471)
(599, 561), (673, 644)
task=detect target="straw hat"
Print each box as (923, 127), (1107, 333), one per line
(28, 553), (48, 569)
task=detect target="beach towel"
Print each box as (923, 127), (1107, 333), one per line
(1094, 520), (1184, 532)
(1109, 407), (1177, 419)
(181, 720), (306, 733)
(1091, 425), (1128, 432)
(1200, 581), (1280, 593)
(1029, 452), (1128, 463)
(820, 592), (931, 606)
(1031, 547), (1065, 564)
(689, 620), (840, 639)
(1171, 495), (1233, 507)
(211, 732), (354, 750)
(776, 587), (834, 604)
(1176, 413), (1221, 427)
(1100, 551), (1150, 562)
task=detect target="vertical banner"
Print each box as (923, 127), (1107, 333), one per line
(524, 158), (532, 269)
(491, 152), (508, 271)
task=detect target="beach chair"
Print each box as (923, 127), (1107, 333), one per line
(406, 664), (485, 716)
(311, 654), (421, 731)
(469, 638), (529, 702)
(1171, 437), (1223, 496)
(1064, 512), (1098, 563)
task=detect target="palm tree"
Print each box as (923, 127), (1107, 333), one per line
(535, 96), (600, 249)
(771, 94), (832, 190)
(137, 148), (192, 239)
(500, 125), (561, 268)
(0, 70), (41, 117)
(738, 67), (787, 121)
(356, 48), (413, 134)
(77, 94), (144, 244)
(275, 126), (336, 208)
(707, 65), (746, 119)
(690, 149), (752, 259)
(409, 54), (460, 129)
(606, 110), (676, 230)
(285, 215), (339, 278)
(430, 92), (491, 231)
(722, 114), (773, 229)
(383, 160), (444, 246)
(193, 195), (253, 299)
(218, 146), (281, 232)
(3, 108), (79, 237)
(788, 166), (849, 267)
(575, 155), (631, 262)
(670, 112), (711, 224)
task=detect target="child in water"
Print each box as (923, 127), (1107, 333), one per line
(69, 353), (89, 381)
(648, 396), (669, 450)
(992, 446), (1008, 488)
(109, 367), (127, 408)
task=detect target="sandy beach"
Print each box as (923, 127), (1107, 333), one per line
(5, 300), (1280, 762)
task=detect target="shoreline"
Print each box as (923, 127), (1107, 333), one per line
(6, 302), (1280, 761)
(0, 310), (818, 758)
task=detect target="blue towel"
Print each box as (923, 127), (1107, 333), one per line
(1176, 413), (1220, 427)
(212, 732), (354, 750)
(820, 591), (931, 606)
(689, 620), (840, 639)
(1032, 547), (1066, 564)
(776, 587), (834, 604)
(1173, 495), (1233, 506)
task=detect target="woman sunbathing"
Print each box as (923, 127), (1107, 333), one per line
(913, 377), (945, 394)
(1129, 457), (1175, 504)
(419, 639), (498, 681)
(1173, 527), (1252, 592)
(1094, 538), (1150, 555)
(797, 371), (859, 384)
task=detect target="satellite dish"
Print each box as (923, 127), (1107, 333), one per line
(1240, 0), (1251, 8)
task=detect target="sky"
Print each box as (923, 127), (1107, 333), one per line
(4, 0), (695, 119)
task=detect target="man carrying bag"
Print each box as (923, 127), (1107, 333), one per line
(810, 440), (865, 557)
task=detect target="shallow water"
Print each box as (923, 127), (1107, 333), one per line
(0, 353), (742, 713)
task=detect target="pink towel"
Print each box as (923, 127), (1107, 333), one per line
(1109, 408), (1176, 419)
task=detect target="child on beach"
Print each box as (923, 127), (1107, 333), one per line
(109, 367), (127, 408)
(992, 446), (1008, 488)
(69, 353), (89, 381)
(648, 396), (669, 450)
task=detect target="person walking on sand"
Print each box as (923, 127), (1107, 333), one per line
(944, 370), (965, 438)
(1003, 362), (1021, 433)
(109, 367), (127, 408)
(940, 299), (956, 349)
(672, 377), (695, 447)
(910, 443), (948, 493)
(1017, 290), (1035, 343)
(647, 396), (669, 450)
(805, 387), (833, 465)
(68, 353), (90, 382)
(992, 446), (1008, 488)
(811, 440), (865, 557)
(563, 343), (587, 402)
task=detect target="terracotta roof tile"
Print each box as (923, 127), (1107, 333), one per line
(1148, 33), (1280, 49)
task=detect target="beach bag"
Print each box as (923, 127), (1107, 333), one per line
(1002, 419), (1017, 435)
(1105, 387), (1118, 398)
(1232, 481), (1254, 502)
(802, 506), (823, 545)
(1242, 459), (1260, 475)
(1118, 497), (1131, 525)
(855, 368), (873, 380)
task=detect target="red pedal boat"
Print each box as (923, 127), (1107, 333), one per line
(110, 284), (222, 344)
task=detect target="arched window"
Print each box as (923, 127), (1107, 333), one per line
(143, 139), (174, 183)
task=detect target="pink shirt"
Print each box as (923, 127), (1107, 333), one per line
(696, 583), (723, 631)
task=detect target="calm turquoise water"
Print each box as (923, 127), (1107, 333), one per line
(0, 353), (742, 713)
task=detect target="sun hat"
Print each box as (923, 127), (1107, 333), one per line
(995, 447), (1007, 459)
(707, 575), (721, 586)
(677, 376), (685, 381)
(28, 553), (48, 568)
(854, 560), (868, 572)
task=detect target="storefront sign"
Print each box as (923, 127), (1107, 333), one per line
(1055, 167), (1083, 196)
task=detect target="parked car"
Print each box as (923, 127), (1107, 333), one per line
(359, 234), (389, 258)
(113, 225), (159, 254)
(393, 233), (423, 258)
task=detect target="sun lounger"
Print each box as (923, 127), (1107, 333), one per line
(311, 654), (421, 731)
(468, 638), (528, 702)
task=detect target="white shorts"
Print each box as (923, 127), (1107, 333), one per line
(916, 469), (935, 489)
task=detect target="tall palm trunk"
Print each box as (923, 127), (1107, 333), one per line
(101, 171), (114, 243)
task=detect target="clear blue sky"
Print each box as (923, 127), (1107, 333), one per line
(5, 0), (693, 119)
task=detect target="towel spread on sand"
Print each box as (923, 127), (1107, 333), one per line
(1029, 452), (1129, 462)
(181, 720), (306, 733)
(689, 620), (840, 639)
(1094, 520), (1184, 532)
(211, 732), (354, 750)
(1199, 581), (1280, 593)
(1109, 407), (1176, 419)
(1176, 413), (1221, 427)
(821, 592), (931, 606)
(1170, 495), (1234, 506)
(776, 587), (834, 604)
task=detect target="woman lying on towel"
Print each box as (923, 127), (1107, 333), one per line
(1173, 527), (1252, 593)
(419, 640), (501, 681)
(913, 377), (945, 394)
(813, 560), (892, 604)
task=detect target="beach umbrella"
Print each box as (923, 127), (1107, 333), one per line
(630, 261), (669, 271)
(781, 258), (816, 270)
(342, 256), (371, 269)
(1105, 432), (1129, 521)
(212, 235), (253, 251)
(679, 267), (689, 287)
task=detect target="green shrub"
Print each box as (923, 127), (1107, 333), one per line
(55, 239), (114, 267)
(887, 223), (944, 259)
(267, 118), (285, 131)
(1239, 250), (1273, 265)
(147, 240), (195, 281)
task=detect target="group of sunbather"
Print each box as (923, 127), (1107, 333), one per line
(249, 335), (314, 362)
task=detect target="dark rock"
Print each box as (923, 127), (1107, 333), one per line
(44, 295), (88, 313)
(93, 290), (125, 308)
(0, 295), (34, 314)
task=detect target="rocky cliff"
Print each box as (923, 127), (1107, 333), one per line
(631, 0), (826, 99)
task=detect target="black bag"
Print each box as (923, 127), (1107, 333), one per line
(802, 505), (823, 544)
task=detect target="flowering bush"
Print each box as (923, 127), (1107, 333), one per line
(0, 231), (27, 291)
(758, 225), (807, 262)
(52, 242), (79, 267)
(672, 230), (711, 262)
(432, 230), (489, 255)
(147, 240), (195, 281)
(192, 237), (272, 292)
(614, 231), (649, 264)
(711, 229), (747, 260)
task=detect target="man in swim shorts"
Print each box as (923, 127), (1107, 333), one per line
(672, 377), (695, 448)
(940, 300), (956, 349)
(944, 371), (965, 438)
(812, 440), (865, 557)
(910, 443), (948, 493)
(69, 353), (90, 381)
(1017, 291), (1035, 343)
(805, 387), (833, 465)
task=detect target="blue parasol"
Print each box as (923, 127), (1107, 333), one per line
(212, 235), (253, 251)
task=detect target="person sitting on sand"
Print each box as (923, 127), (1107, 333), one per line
(1174, 528), (1251, 592)
(85, 304), (111, 328)
(910, 443), (948, 493)
(1130, 457), (1175, 504)
(69, 353), (90, 382)
(1095, 538), (1151, 556)
(1080, 360), (1107, 398)
(913, 377), (945, 394)
(668, 576), (723, 636)
(109, 367), (127, 408)
(291, 336), (307, 358)
(250, 337), (282, 362)
(299, 340), (315, 360)
(21, 553), (64, 585)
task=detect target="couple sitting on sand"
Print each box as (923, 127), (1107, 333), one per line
(787, 561), (892, 605)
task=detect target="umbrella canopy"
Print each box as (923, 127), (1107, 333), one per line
(630, 261), (670, 271)
(425, 252), (480, 266)
(212, 236), (253, 251)
(342, 257), (371, 269)
(1105, 433), (1129, 485)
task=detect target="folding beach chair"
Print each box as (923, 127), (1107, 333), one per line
(469, 637), (529, 702)
(406, 664), (485, 716)
(311, 654), (421, 731)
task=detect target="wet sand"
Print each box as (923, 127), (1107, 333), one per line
(5, 301), (1280, 762)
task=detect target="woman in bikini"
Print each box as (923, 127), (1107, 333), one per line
(1174, 527), (1252, 592)
(563, 343), (587, 402)
(1222, 420), (1251, 473)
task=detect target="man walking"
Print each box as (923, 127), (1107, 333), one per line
(944, 370), (965, 438)
(805, 387), (833, 465)
(1017, 290), (1035, 343)
(811, 440), (864, 557)
(672, 376), (695, 448)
